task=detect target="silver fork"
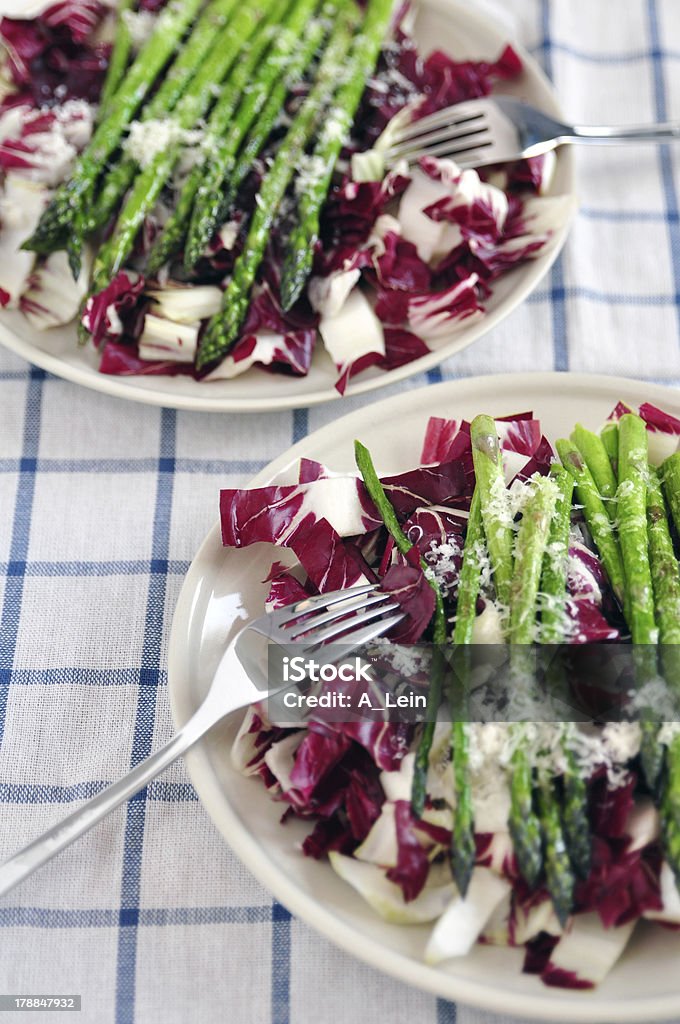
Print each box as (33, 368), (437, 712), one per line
(383, 95), (680, 170)
(0, 583), (403, 898)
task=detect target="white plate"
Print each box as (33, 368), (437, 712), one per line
(169, 373), (680, 1022)
(0, 0), (575, 412)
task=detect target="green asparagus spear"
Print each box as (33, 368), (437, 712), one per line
(556, 439), (626, 609)
(538, 466), (592, 880)
(85, 0), (243, 244)
(183, 0), (333, 272)
(23, 0), (205, 255)
(561, 747), (592, 879)
(353, 440), (446, 641)
(540, 464), (574, 643)
(450, 720), (474, 895)
(617, 415), (660, 787)
(600, 422), (619, 477)
(618, 413), (657, 644)
(89, 0), (276, 296)
(537, 775), (575, 925)
(507, 475), (557, 889)
(453, 490), (483, 646)
(98, 0), (135, 115)
(448, 490), (483, 896)
(510, 474), (558, 644)
(354, 439), (447, 819)
(662, 452), (680, 536)
(147, 0), (324, 276)
(509, 740), (542, 888)
(647, 466), (680, 761)
(469, 415), (513, 609)
(279, 0), (393, 308)
(662, 732), (680, 886)
(647, 465), (680, 646)
(571, 423), (618, 524)
(195, 1), (373, 369)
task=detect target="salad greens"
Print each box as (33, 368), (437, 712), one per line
(222, 399), (680, 988)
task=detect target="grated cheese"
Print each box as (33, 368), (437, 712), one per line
(123, 119), (204, 170)
(122, 9), (156, 48)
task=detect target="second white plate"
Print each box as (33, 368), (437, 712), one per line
(168, 372), (680, 1023)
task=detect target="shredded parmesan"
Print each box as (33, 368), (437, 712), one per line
(123, 119), (204, 170)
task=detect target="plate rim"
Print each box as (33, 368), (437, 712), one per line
(0, 0), (576, 412)
(168, 371), (680, 1022)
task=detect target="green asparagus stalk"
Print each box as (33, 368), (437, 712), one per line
(182, 0), (332, 272)
(537, 466), (592, 880)
(662, 732), (680, 886)
(647, 466), (680, 799)
(540, 464), (574, 643)
(647, 465), (680, 646)
(195, 2), (368, 370)
(354, 439), (447, 819)
(89, 0), (276, 297)
(98, 0), (135, 115)
(561, 748), (592, 879)
(279, 0), (393, 308)
(450, 720), (474, 895)
(600, 422), (619, 477)
(509, 741), (542, 888)
(662, 452), (680, 535)
(617, 414), (661, 788)
(452, 491), (483, 647)
(448, 490), (483, 896)
(537, 775), (575, 925)
(85, 0), (243, 245)
(507, 475), (557, 888)
(147, 0), (324, 276)
(469, 415), (513, 609)
(510, 474), (558, 644)
(23, 0), (205, 256)
(617, 414), (657, 644)
(556, 439), (626, 609)
(353, 440), (446, 641)
(571, 423), (618, 524)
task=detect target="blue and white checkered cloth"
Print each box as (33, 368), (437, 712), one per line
(2, 1), (680, 1021)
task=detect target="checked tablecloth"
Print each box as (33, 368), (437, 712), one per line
(2, 1), (680, 1022)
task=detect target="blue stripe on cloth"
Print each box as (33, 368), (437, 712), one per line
(0, 560), (191, 578)
(436, 999), (457, 1024)
(115, 408), (176, 1024)
(531, 40), (680, 64)
(526, 285), (677, 306)
(2, 668), (165, 687)
(0, 905), (273, 929)
(579, 206), (672, 222)
(293, 408), (308, 444)
(541, 0), (569, 372)
(427, 367), (443, 384)
(271, 901), (291, 1024)
(0, 369), (31, 381)
(0, 780), (197, 804)
(0, 368), (45, 747)
(0, 457), (270, 475)
(648, 0), (680, 344)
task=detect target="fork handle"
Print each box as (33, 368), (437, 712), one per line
(567, 121), (680, 144)
(0, 706), (214, 899)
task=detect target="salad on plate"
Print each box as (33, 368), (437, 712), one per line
(0, 0), (571, 391)
(218, 399), (680, 990)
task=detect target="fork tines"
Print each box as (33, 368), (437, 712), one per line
(273, 584), (404, 648)
(384, 100), (494, 164)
